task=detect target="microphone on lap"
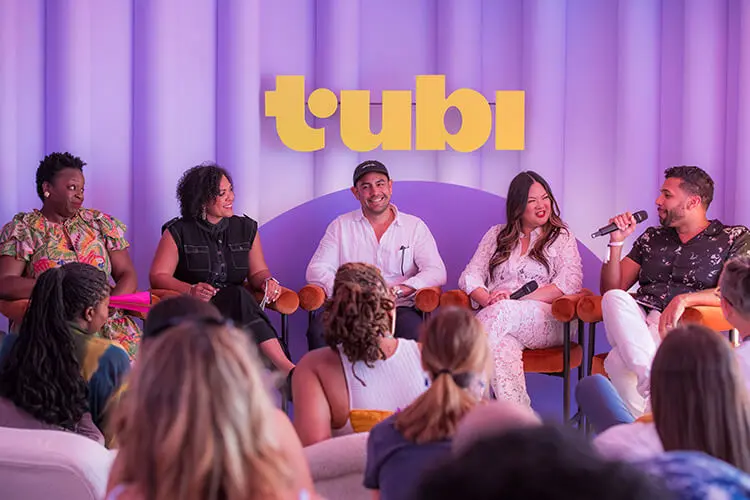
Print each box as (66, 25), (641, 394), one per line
(509, 280), (538, 300)
(591, 210), (649, 238)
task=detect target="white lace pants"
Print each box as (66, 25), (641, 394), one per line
(476, 300), (564, 407)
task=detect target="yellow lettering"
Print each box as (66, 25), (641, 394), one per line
(340, 90), (412, 151)
(495, 91), (525, 150)
(415, 75), (492, 153)
(264, 75), (524, 152)
(265, 76), (329, 152)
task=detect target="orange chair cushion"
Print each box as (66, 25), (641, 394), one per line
(591, 353), (609, 377)
(551, 289), (593, 322)
(440, 290), (471, 309)
(635, 413), (654, 424)
(577, 295), (604, 323)
(349, 409), (394, 433)
(522, 343), (583, 373)
(414, 287), (441, 313)
(298, 284), (327, 311)
(680, 306), (734, 332)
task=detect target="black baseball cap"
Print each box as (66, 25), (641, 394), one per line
(353, 160), (390, 186)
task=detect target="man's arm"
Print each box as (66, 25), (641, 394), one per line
(305, 219), (341, 297)
(600, 212), (641, 294)
(601, 254), (641, 294)
(400, 220), (447, 292)
(660, 288), (721, 336)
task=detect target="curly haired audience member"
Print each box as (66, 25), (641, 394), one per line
(364, 307), (491, 500)
(292, 262), (426, 446)
(0, 263), (130, 444)
(107, 320), (313, 500)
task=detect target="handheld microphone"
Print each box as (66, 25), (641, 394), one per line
(509, 280), (538, 300)
(591, 210), (648, 239)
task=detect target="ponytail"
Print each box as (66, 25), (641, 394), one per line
(395, 307), (489, 444)
(0, 263), (108, 430)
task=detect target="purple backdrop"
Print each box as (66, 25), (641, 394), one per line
(2, 0), (750, 417)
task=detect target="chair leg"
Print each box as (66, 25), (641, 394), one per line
(730, 329), (740, 347)
(577, 320), (585, 381)
(586, 321), (597, 377)
(563, 322), (571, 422)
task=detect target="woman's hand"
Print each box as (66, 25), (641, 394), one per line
(264, 277), (282, 303)
(190, 282), (217, 302)
(487, 289), (511, 305)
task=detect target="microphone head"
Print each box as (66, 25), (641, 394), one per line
(633, 210), (648, 223)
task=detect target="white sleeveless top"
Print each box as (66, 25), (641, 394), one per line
(333, 338), (426, 435)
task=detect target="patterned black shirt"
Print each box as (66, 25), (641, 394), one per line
(626, 220), (750, 311)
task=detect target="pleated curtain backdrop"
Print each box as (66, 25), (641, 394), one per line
(1, 0), (749, 281)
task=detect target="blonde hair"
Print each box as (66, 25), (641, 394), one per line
(395, 307), (490, 444)
(109, 321), (291, 500)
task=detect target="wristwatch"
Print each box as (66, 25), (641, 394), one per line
(394, 287), (404, 298)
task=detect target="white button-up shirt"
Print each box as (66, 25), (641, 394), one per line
(306, 205), (447, 305)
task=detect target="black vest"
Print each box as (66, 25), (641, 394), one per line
(162, 215), (258, 288)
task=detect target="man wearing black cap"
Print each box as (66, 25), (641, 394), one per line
(305, 160), (447, 349)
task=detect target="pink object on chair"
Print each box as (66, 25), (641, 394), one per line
(0, 426), (116, 500)
(109, 291), (153, 315)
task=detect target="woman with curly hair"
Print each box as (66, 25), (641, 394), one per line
(458, 170), (583, 406)
(0, 152), (141, 358)
(0, 262), (130, 444)
(106, 320), (314, 500)
(292, 262), (426, 446)
(149, 163), (293, 374)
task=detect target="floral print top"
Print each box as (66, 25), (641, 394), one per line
(0, 209), (141, 359)
(626, 220), (750, 311)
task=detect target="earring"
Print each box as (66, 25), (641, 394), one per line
(44, 192), (50, 198)
(200, 206), (207, 220)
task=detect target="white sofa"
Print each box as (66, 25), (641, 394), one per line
(0, 426), (115, 500)
(304, 432), (369, 500)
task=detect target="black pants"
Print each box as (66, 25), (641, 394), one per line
(211, 285), (290, 359)
(306, 305), (423, 351)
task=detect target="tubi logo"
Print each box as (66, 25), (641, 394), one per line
(265, 75), (524, 153)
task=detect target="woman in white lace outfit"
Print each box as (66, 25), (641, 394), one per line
(459, 171), (583, 407)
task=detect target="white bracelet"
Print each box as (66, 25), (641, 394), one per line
(604, 241), (625, 263)
(263, 276), (279, 289)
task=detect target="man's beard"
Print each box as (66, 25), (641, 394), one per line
(659, 206), (684, 227)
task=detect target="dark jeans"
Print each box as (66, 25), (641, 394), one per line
(211, 285), (290, 359)
(575, 374), (636, 433)
(306, 305), (424, 350)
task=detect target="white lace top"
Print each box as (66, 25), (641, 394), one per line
(459, 224), (583, 298)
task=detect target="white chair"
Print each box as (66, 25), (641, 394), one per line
(304, 432), (369, 500)
(0, 426), (115, 500)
